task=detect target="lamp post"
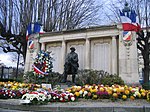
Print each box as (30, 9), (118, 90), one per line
(16, 44), (21, 79)
(122, 2), (130, 12)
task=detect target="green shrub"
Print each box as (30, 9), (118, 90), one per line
(23, 71), (63, 86)
(101, 74), (124, 86)
(76, 69), (109, 86)
(75, 69), (124, 86)
(23, 71), (36, 83)
(142, 82), (150, 90)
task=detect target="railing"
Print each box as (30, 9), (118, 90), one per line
(0, 66), (24, 79)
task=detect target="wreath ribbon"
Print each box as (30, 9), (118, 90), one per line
(33, 64), (48, 75)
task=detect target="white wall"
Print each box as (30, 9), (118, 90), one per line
(91, 39), (111, 73)
(46, 43), (62, 73)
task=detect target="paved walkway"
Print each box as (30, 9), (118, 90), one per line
(0, 99), (150, 112)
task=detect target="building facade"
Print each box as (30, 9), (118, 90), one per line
(25, 24), (139, 84)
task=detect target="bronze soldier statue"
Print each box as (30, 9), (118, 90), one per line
(62, 47), (79, 83)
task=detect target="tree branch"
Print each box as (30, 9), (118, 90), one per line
(137, 44), (144, 52)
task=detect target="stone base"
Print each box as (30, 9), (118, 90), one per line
(0, 99), (150, 112)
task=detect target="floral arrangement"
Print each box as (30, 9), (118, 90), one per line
(21, 91), (49, 105)
(20, 85), (76, 105)
(0, 81), (42, 91)
(0, 89), (27, 99)
(66, 84), (150, 101)
(33, 50), (53, 76)
(0, 81), (44, 99)
(1, 81), (150, 105)
(49, 85), (76, 102)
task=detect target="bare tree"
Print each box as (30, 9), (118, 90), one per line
(136, 0), (150, 84)
(0, 0), (102, 63)
(104, 0), (150, 84)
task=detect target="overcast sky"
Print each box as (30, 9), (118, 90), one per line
(0, 52), (16, 67)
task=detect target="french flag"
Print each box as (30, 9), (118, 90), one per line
(32, 64), (48, 75)
(26, 22), (45, 40)
(28, 40), (34, 49)
(123, 31), (131, 41)
(119, 10), (141, 32)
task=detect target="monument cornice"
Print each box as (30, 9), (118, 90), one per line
(39, 25), (120, 43)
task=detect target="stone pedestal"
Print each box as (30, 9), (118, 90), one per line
(24, 34), (40, 72)
(118, 31), (139, 84)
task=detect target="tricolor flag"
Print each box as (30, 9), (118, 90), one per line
(28, 40), (34, 49)
(119, 10), (141, 32)
(123, 31), (132, 41)
(32, 64), (48, 75)
(26, 22), (45, 40)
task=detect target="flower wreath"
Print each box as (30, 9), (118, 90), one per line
(33, 50), (53, 76)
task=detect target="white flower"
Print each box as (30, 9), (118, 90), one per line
(85, 85), (89, 89)
(30, 97), (34, 101)
(113, 89), (117, 92)
(83, 91), (88, 95)
(8, 84), (11, 87)
(69, 93), (74, 96)
(47, 94), (52, 100)
(64, 95), (68, 99)
(95, 86), (98, 89)
(79, 90), (83, 95)
(71, 97), (75, 101)
(53, 96), (56, 99)
(60, 97), (63, 101)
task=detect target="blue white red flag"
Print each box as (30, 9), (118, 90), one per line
(119, 10), (141, 32)
(33, 64), (48, 75)
(28, 40), (34, 49)
(26, 22), (45, 40)
(123, 31), (132, 41)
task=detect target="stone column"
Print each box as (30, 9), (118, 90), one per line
(24, 33), (41, 72)
(41, 42), (46, 50)
(61, 40), (66, 73)
(111, 36), (117, 74)
(118, 29), (139, 84)
(85, 38), (90, 69)
(24, 48), (30, 72)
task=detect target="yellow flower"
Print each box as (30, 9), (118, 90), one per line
(72, 88), (76, 92)
(74, 92), (80, 97)
(116, 88), (121, 93)
(99, 87), (104, 92)
(107, 90), (112, 95)
(125, 90), (130, 95)
(147, 92), (150, 101)
(122, 95), (127, 100)
(138, 93), (141, 98)
(90, 88), (97, 93)
(140, 89), (145, 93)
(92, 95), (98, 99)
(141, 92), (146, 97)
(119, 87), (124, 93)
(124, 85), (128, 89)
(77, 86), (81, 91)
(93, 89), (97, 93)
(113, 93), (118, 98)
(129, 87), (133, 91)
(130, 96), (135, 100)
